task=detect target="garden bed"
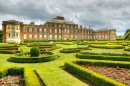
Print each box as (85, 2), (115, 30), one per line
(0, 75), (24, 86)
(81, 65), (130, 86)
(0, 67), (41, 86)
(65, 60), (129, 86)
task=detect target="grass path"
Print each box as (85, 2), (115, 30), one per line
(0, 44), (88, 86)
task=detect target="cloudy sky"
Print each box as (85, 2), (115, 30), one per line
(0, 0), (130, 35)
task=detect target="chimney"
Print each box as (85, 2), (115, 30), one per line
(89, 26), (91, 29)
(80, 25), (82, 29)
(30, 22), (34, 26)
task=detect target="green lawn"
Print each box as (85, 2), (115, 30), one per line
(0, 44), (88, 86)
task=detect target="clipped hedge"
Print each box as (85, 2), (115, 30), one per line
(0, 67), (41, 86)
(9, 55), (59, 63)
(60, 49), (80, 53)
(24, 40), (50, 43)
(89, 44), (125, 49)
(0, 44), (21, 54)
(60, 47), (89, 53)
(65, 60), (126, 86)
(9, 51), (58, 63)
(27, 42), (55, 47)
(76, 53), (130, 61)
(61, 42), (75, 45)
(124, 47), (130, 51)
(24, 67), (41, 86)
(80, 50), (130, 56)
(0, 50), (21, 54)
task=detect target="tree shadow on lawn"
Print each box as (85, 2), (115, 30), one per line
(60, 66), (95, 86)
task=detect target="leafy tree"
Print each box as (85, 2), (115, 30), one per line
(124, 29), (130, 40)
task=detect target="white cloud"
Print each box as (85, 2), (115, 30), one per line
(0, 0), (130, 35)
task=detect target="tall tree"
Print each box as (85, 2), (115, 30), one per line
(124, 29), (130, 40)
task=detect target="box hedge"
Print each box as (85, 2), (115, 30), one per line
(89, 44), (125, 49)
(76, 53), (130, 61)
(9, 55), (59, 63)
(65, 60), (127, 86)
(0, 67), (41, 86)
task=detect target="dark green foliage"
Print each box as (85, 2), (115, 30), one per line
(65, 60), (126, 86)
(0, 68), (8, 77)
(40, 51), (53, 55)
(0, 67), (41, 86)
(0, 50), (21, 54)
(89, 44), (125, 49)
(60, 49), (80, 53)
(9, 55), (59, 63)
(8, 67), (24, 75)
(124, 29), (130, 40)
(30, 47), (40, 57)
(0, 44), (21, 54)
(60, 47), (89, 53)
(76, 53), (130, 61)
(8, 51), (59, 63)
(0, 33), (2, 43)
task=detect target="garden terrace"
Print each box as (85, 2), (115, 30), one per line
(65, 59), (130, 86)
(0, 67), (40, 86)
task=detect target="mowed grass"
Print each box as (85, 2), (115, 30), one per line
(0, 44), (88, 86)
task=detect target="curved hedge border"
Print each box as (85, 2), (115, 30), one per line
(0, 67), (41, 86)
(89, 44), (125, 49)
(9, 51), (59, 63)
(76, 53), (130, 61)
(65, 60), (127, 86)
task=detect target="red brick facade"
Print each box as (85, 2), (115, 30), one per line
(2, 16), (116, 42)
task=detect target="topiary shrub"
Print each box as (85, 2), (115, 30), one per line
(30, 47), (40, 57)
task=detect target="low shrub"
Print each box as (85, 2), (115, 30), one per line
(24, 67), (41, 86)
(24, 40), (50, 43)
(89, 44), (125, 49)
(9, 54), (59, 63)
(30, 47), (40, 57)
(8, 67), (24, 75)
(0, 67), (41, 86)
(0, 50), (21, 54)
(61, 42), (75, 45)
(40, 51), (53, 55)
(65, 60), (126, 86)
(60, 47), (89, 53)
(0, 47), (19, 50)
(60, 49), (80, 53)
(27, 42), (55, 47)
(76, 53), (130, 61)
(80, 50), (130, 56)
(124, 47), (130, 51)
(0, 43), (19, 48)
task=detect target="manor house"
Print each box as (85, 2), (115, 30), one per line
(2, 16), (116, 43)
